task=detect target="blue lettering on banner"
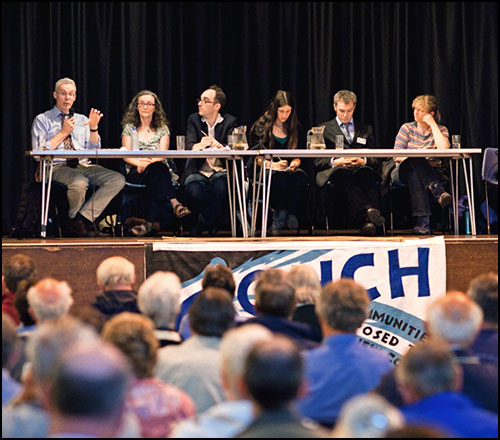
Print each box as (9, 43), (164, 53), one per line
(389, 248), (430, 298)
(341, 253), (382, 300)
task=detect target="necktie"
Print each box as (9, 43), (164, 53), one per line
(342, 123), (352, 144)
(61, 113), (78, 168)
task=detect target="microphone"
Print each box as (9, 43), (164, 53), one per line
(68, 107), (75, 118)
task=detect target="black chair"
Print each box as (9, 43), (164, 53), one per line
(481, 148), (498, 235)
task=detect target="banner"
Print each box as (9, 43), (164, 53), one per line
(147, 236), (446, 364)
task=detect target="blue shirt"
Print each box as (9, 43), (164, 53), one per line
(402, 392), (498, 438)
(31, 106), (100, 164)
(296, 333), (392, 425)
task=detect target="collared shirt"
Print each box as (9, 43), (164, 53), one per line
(31, 106), (101, 165)
(199, 113), (225, 177)
(336, 116), (354, 143)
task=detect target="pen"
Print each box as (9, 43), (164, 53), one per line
(201, 130), (208, 137)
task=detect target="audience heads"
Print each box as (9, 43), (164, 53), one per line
(2, 313), (18, 368)
(426, 291), (483, 348)
(138, 271), (181, 329)
(287, 265), (321, 305)
(317, 279), (370, 332)
(395, 339), (460, 402)
(26, 316), (98, 384)
(202, 264), (236, 298)
(27, 278), (74, 322)
(49, 339), (131, 429)
(254, 268), (295, 318)
(244, 335), (302, 410)
(219, 324), (273, 399)
(188, 287), (235, 337)
(96, 256), (136, 290)
(2, 253), (35, 293)
(332, 393), (404, 438)
(14, 277), (39, 327)
(467, 272), (498, 325)
(102, 312), (159, 379)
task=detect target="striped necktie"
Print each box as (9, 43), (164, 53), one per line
(342, 123), (352, 144)
(61, 113), (78, 167)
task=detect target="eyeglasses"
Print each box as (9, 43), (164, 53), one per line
(57, 92), (76, 98)
(138, 103), (155, 108)
(197, 98), (215, 105)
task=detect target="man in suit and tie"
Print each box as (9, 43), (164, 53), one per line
(314, 90), (384, 236)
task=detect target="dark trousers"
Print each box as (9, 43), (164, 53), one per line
(126, 162), (175, 227)
(393, 158), (444, 217)
(184, 171), (227, 231)
(325, 166), (381, 225)
(270, 168), (308, 220)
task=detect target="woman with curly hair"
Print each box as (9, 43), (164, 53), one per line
(121, 90), (190, 236)
(249, 90), (307, 235)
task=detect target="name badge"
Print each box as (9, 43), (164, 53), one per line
(357, 137), (367, 145)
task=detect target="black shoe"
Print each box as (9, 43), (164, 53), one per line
(366, 208), (385, 227)
(428, 183), (452, 208)
(67, 217), (95, 237)
(360, 222), (377, 236)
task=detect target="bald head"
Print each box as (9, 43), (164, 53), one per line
(27, 278), (73, 322)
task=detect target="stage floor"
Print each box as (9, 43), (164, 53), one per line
(3, 234), (498, 310)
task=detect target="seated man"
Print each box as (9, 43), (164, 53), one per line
(31, 77), (125, 237)
(182, 85), (238, 236)
(314, 90), (384, 236)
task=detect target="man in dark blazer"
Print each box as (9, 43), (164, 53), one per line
(182, 85), (238, 236)
(314, 90), (384, 235)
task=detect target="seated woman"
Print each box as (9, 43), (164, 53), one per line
(391, 95), (452, 235)
(121, 90), (190, 236)
(249, 90), (307, 235)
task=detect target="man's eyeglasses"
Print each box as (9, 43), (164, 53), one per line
(138, 103), (155, 108)
(57, 92), (76, 98)
(197, 98), (215, 105)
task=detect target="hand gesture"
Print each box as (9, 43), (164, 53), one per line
(85, 108), (103, 130)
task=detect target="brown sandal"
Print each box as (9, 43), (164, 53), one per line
(174, 203), (191, 219)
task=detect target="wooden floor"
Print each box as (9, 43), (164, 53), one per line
(2, 232), (498, 310)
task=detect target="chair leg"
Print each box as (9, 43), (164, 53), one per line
(485, 182), (490, 235)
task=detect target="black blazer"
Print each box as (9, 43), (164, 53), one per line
(180, 112), (238, 184)
(314, 118), (379, 187)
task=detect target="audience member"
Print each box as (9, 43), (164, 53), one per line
(31, 77), (125, 237)
(92, 256), (140, 320)
(249, 90), (307, 235)
(241, 268), (321, 349)
(70, 304), (107, 334)
(331, 393), (404, 438)
(2, 253), (36, 325)
(171, 324), (273, 437)
(102, 312), (195, 437)
(47, 339), (132, 438)
(137, 271), (183, 346)
(314, 90), (384, 236)
(287, 264), (322, 336)
(297, 278), (392, 428)
(183, 84), (238, 236)
(388, 94), (451, 234)
(155, 287), (235, 412)
(376, 290), (498, 413)
(179, 263), (239, 340)
(2, 313), (23, 405)
(467, 272), (498, 358)
(237, 335), (328, 438)
(121, 90), (190, 236)
(395, 339), (498, 438)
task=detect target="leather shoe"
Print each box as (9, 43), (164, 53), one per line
(360, 222), (377, 236)
(67, 217), (96, 237)
(366, 208), (385, 227)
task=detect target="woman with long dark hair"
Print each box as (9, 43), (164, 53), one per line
(250, 90), (307, 235)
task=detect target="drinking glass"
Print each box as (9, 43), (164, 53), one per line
(335, 135), (344, 150)
(176, 135), (185, 151)
(452, 134), (461, 149)
(227, 134), (235, 149)
(37, 135), (47, 150)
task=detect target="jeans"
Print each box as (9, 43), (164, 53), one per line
(184, 171), (227, 231)
(52, 163), (125, 221)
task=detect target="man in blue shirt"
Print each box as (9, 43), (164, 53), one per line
(296, 279), (392, 428)
(31, 78), (125, 237)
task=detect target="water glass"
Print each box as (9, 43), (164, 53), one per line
(452, 134), (461, 149)
(176, 135), (185, 151)
(335, 135), (344, 150)
(37, 135), (47, 150)
(227, 134), (235, 149)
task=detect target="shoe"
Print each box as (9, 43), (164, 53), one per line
(360, 222), (377, 236)
(428, 183), (452, 208)
(174, 203), (192, 219)
(131, 222), (153, 237)
(67, 217), (96, 237)
(286, 213), (299, 230)
(270, 210), (286, 235)
(366, 208), (385, 227)
(412, 216), (431, 235)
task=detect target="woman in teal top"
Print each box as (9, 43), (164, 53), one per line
(121, 90), (190, 236)
(250, 90), (308, 235)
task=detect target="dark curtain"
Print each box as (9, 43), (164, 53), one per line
(2, 2), (498, 234)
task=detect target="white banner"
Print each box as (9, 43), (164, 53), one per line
(151, 236), (446, 364)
